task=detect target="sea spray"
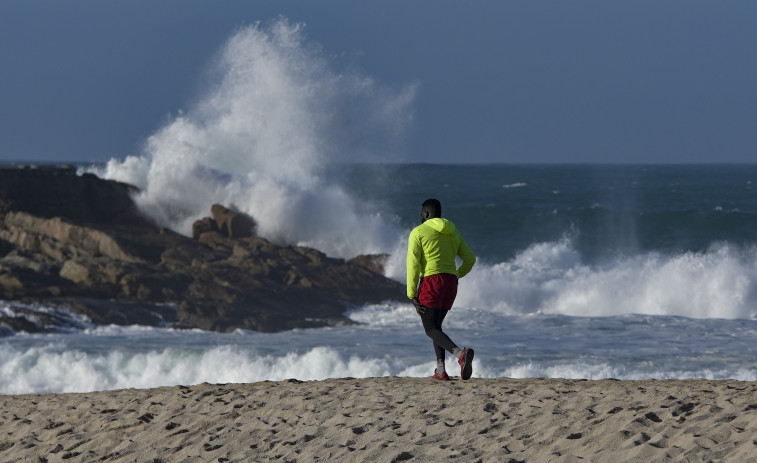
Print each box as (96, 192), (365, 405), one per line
(456, 238), (757, 319)
(90, 19), (415, 258)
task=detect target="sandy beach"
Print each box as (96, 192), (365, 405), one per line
(2, 377), (757, 462)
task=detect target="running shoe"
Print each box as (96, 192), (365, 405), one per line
(458, 348), (474, 380)
(432, 371), (449, 381)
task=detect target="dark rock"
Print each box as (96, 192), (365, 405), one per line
(211, 204), (256, 238)
(192, 217), (218, 239)
(161, 244), (220, 270)
(0, 312), (42, 333)
(197, 231), (236, 252)
(0, 167), (406, 334)
(0, 166), (154, 229)
(0, 237), (11, 257)
(1, 250), (72, 298)
(0, 272), (24, 297)
(119, 272), (189, 302)
(61, 299), (177, 327)
(348, 253), (390, 275)
(0, 300), (91, 334)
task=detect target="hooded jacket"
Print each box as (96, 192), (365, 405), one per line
(406, 217), (476, 299)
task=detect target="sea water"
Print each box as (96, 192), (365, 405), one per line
(4, 164), (757, 394)
(3, 20), (757, 393)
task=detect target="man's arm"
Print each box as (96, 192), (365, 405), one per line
(456, 236), (476, 278)
(406, 230), (423, 299)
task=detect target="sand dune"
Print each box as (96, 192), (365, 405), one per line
(2, 377), (757, 462)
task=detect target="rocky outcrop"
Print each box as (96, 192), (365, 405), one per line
(210, 204), (256, 238)
(2, 212), (147, 263)
(0, 166), (405, 334)
(0, 165), (154, 228)
(348, 254), (391, 276)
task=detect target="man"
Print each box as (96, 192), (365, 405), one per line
(407, 198), (477, 380)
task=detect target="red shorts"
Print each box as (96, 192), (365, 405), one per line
(418, 273), (458, 310)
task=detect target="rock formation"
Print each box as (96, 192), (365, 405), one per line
(0, 166), (405, 334)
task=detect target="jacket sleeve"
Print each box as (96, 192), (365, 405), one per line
(455, 234), (476, 279)
(406, 229), (423, 299)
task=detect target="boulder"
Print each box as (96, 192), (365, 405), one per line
(210, 204), (256, 238)
(0, 272), (24, 295)
(59, 259), (91, 285)
(192, 217), (218, 239)
(348, 253), (390, 275)
(2, 212), (147, 263)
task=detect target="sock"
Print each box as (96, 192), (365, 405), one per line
(435, 360), (445, 375)
(452, 347), (463, 358)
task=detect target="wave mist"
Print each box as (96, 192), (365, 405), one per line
(92, 19), (415, 258)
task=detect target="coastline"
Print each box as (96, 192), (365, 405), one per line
(2, 377), (756, 462)
(0, 166), (405, 334)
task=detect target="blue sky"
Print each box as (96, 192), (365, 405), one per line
(1, 1), (756, 164)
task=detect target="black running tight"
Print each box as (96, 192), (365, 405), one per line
(419, 308), (457, 360)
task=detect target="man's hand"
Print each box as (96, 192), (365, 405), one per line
(411, 297), (427, 316)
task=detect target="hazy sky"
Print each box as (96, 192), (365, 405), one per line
(1, 1), (756, 164)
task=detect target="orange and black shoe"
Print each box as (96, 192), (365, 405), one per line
(458, 348), (474, 380)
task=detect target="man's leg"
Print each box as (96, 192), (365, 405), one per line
(420, 307), (457, 356)
(419, 274), (473, 378)
(432, 309), (449, 377)
(432, 308), (449, 360)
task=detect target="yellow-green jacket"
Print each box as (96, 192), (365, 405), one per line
(406, 217), (476, 299)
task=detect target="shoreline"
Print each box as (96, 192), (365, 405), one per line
(2, 377), (757, 462)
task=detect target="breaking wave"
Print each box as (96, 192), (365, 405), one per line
(457, 237), (757, 320)
(90, 18), (415, 258)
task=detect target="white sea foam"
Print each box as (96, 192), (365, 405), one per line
(4, 338), (756, 394)
(346, 302), (418, 328)
(89, 18), (414, 258)
(456, 238), (757, 320)
(0, 343), (410, 394)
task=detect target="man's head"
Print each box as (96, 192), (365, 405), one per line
(420, 198), (442, 223)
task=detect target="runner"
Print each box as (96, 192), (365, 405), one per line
(406, 198), (477, 380)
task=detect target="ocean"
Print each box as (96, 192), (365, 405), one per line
(4, 163), (757, 394)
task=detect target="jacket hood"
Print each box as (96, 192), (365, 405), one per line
(424, 217), (456, 235)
